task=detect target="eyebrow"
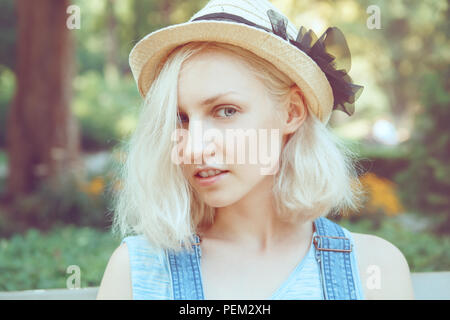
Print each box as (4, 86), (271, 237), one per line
(178, 90), (238, 111)
(200, 91), (238, 106)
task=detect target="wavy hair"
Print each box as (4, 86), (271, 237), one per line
(112, 41), (366, 252)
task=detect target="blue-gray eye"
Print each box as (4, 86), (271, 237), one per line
(216, 107), (237, 118)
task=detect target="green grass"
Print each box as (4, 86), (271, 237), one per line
(0, 226), (121, 291)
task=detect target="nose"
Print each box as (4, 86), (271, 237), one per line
(184, 119), (216, 164)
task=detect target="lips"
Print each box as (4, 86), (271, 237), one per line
(194, 168), (229, 187)
(196, 169), (228, 178)
(193, 167), (229, 178)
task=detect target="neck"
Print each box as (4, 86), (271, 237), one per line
(199, 176), (313, 253)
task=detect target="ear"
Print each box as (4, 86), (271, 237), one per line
(283, 86), (308, 136)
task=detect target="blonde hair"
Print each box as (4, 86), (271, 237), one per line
(112, 41), (366, 252)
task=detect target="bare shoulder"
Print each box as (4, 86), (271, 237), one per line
(350, 232), (414, 300)
(96, 242), (133, 300)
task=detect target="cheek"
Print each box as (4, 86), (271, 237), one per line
(228, 163), (271, 191)
(222, 128), (282, 176)
(180, 165), (191, 180)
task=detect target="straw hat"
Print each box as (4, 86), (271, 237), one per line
(129, 0), (363, 124)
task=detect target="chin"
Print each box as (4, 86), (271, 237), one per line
(200, 192), (242, 208)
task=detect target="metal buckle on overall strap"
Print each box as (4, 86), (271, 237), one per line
(192, 234), (202, 246)
(313, 235), (353, 253)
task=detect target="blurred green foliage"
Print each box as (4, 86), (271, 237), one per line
(0, 226), (120, 291)
(0, 66), (15, 148)
(0, 0), (15, 149)
(72, 70), (140, 150)
(0, 168), (117, 238)
(395, 70), (450, 233)
(339, 217), (450, 272)
(0, 0), (15, 71)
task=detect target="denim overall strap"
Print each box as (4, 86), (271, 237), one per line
(313, 217), (358, 300)
(167, 234), (204, 300)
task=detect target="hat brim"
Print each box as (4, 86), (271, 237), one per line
(129, 20), (333, 123)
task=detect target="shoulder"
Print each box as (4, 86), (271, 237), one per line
(97, 242), (132, 300)
(350, 232), (414, 300)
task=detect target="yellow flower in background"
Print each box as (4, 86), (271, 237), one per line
(360, 173), (404, 216)
(88, 177), (105, 195)
(79, 176), (105, 196)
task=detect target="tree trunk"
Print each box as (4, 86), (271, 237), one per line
(6, 0), (81, 198)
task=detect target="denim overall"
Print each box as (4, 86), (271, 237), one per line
(167, 216), (361, 300)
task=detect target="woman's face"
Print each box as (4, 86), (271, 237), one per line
(176, 49), (293, 207)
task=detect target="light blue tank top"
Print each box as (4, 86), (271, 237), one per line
(121, 217), (365, 300)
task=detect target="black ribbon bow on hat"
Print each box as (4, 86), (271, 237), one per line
(192, 9), (364, 117)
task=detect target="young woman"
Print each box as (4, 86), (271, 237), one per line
(97, 0), (414, 300)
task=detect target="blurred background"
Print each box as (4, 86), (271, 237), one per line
(0, 0), (448, 291)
